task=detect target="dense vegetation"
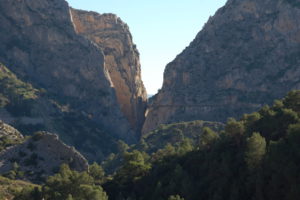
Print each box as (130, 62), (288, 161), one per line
(102, 120), (223, 174)
(102, 90), (300, 200)
(14, 164), (108, 200)
(141, 120), (223, 153)
(6, 91), (300, 200)
(0, 175), (37, 200)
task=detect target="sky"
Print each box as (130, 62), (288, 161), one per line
(66, 0), (227, 94)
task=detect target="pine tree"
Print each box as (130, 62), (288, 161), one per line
(198, 127), (219, 149)
(245, 132), (266, 170)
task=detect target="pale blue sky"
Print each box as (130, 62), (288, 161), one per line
(66, 0), (227, 94)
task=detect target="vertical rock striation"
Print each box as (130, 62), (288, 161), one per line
(70, 9), (147, 135)
(143, 0), (300, 134)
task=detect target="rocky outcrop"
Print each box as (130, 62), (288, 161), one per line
(143, 0), (300, 134)
(0, 121), (23, 141)
(70, 9), (147, 135)
(0, 132), (88, 182)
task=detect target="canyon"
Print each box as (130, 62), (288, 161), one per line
(1, 0), (300, 161)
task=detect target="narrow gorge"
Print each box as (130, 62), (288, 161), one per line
(2, 0), (300, 199)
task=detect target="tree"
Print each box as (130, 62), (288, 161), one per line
(42, 164), (108, 200)
(245, 132), (266, 170)
(176, 138), (193, 155)
(242, 112), (261, 132)
(283, 90), (300, 113)
(225, 118), (245, 137)
(114, 150), (151, 183)
(198, 127), (219, 149)
(117, 140), (129, 153)
(13, 186), (42, 200)
(151, 143), (175, 162)
(89, 162), (105, 183)
(76, 184), (108, 200)
(225, 118), (245, 145)
(168, 194), (185, 200)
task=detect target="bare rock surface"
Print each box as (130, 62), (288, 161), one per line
(0, 121), (23, 141)
(143, 0), (300, 134)
(70, 9), (147, 135)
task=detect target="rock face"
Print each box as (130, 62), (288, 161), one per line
(0, 0), (147, 159)
(143, 0), (300, 134)
(0, 0), (133, 139)
(70, 9), (147, 135)
(0, 132), (88, 182)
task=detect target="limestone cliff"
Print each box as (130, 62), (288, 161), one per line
(0, 0), (147, 160)
(0, 132), (88, 182)
(70, 9), (147, 135)
(143, 0), (300, 134)
(0, 0), (134, 139)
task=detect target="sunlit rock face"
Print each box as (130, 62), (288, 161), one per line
(143, 0), (300, 134)
(70, 9), (147, 136)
